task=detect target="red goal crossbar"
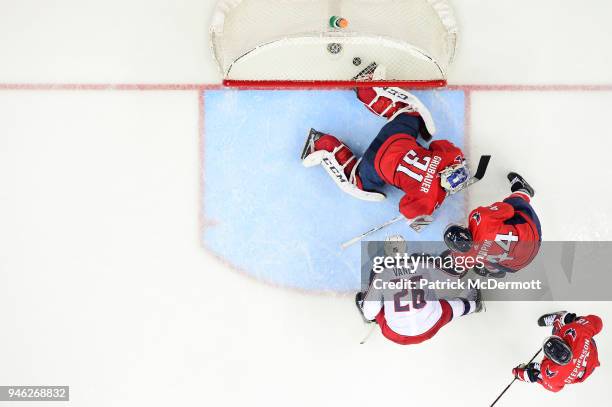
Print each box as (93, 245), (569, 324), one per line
(222, 79), (447, 89)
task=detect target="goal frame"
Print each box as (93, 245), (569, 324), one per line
(210, 0), (458, 89)
(221, 79), (448, 89)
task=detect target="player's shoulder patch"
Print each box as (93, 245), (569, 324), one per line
(471, 211), (481, 225)
(564, 328), (577, 340)
(545, 366), (558, 378)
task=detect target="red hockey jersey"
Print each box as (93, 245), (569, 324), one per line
(539, 315), (603, 392)
(461, 197), (541, 273)
(374, 135), (464, 219)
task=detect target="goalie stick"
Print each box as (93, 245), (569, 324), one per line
(340, 155), (491, 249)
(462, 154), (491, 190)
(341, 215), (432, 250)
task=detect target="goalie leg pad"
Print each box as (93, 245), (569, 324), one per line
(357, 87), (408, 119)
(301, 130), (357, 175)
(356, 87), (436, 137)
(319, 152), (386, 202)
(301, 130), (386, 202)
(301, 128), (325, 166)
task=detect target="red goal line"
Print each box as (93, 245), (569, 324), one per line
(0, 83), (612, 92)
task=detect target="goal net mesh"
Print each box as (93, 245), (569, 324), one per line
(210, 0), (458, 87)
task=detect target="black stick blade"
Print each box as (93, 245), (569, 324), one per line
(473, 155), (491, 180)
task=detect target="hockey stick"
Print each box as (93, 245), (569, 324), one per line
(352, 62), (378, 81)
(340, 155), (491, 249)
(360, 323), (377, 344)
(341, 215), (402, 250)
(454, 154), (491, 193)
(490, 348), (542, 407)
(341, 215), (433, 250)
(470, 154), (491, 182)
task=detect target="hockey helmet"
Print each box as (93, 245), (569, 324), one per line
(443, 224), (473, 253)
(543, 336), (573, 366)
(384, 235), (407, 257)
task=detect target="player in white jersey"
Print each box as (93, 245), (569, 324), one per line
(356, 236), (484, 345)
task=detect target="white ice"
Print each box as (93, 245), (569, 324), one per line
(0, 1), (611, 406)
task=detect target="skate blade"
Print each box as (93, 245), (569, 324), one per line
(300, 128), (320, 161)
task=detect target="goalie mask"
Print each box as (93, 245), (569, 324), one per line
(439, 162), (470, 194)
(443, 224), (473, 253)
(543, 336), (573, 366)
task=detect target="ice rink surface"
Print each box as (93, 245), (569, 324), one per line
(203, 89), (465, 291)
(0, 1), (611, 406)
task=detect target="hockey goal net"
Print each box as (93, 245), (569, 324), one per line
(210, 0), (458, 88)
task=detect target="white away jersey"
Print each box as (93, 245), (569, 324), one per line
(362, 262), (444, 336)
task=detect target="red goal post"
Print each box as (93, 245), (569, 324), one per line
(210, 0), (458, 89)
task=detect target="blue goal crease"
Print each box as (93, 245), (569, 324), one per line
(202, 89), (466, 292)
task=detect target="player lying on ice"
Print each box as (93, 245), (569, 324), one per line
(513, 311), (602, 392)
(355, 235), (484, 346)
(442, 172), (542, 278)
(300, 76), (471, 222)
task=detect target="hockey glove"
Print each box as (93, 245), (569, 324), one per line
(563, 313), (577, 325)
(472, 263), (506, 279)
(513, 362), (541, 383)
(355, 292), (374, 324)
